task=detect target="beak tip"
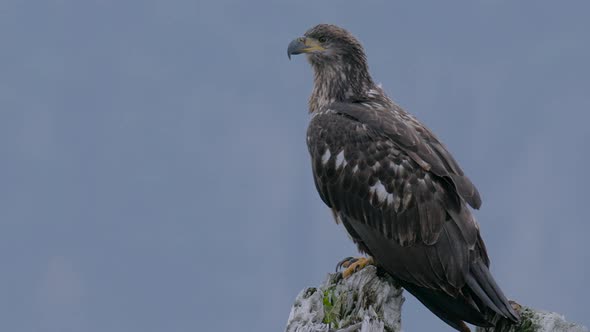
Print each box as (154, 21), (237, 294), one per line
(287, 37), (306, 60)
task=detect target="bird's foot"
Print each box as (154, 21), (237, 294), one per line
(335, 256), (374, 279)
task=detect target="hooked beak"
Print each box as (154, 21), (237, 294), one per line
(287, 37), (325, 60)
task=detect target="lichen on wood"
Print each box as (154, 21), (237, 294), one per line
(286, 266), (588, 332)
(285, 266), (403, 332)
(475, 306), (588, 332)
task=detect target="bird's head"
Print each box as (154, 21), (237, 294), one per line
(287, 24), (366, 67)
(288, 24), (377, 113)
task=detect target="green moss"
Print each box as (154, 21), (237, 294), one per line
(322, 286), (339, 327)
(513, 309), (540, 332)
(322, 285), (363, 329)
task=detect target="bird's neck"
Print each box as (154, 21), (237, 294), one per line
(309, 61), (376, 114)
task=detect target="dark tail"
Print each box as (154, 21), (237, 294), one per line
(465, 260), (520, 323)
(399, 260), (520, 331)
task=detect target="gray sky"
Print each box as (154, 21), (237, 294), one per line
(1, 1), (589, 331)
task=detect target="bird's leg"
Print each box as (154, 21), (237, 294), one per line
(335, 256), (374, 279)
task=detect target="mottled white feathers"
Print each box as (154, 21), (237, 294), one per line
(321, 149), (331, 165)
(335, 150), (347, 168)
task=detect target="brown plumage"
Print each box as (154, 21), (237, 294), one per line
(288, 24), (519, 331)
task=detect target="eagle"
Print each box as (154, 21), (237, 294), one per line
(287, 24), (520, 332)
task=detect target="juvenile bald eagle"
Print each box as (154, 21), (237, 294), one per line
(288, 24), (520, 332)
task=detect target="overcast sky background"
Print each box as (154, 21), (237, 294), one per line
(1, 1), (589, 331)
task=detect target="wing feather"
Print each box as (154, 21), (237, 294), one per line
(307, 107), (482, 295)
(328, 102), (482, 209)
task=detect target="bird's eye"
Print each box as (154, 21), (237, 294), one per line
(318, 37), (327, 43)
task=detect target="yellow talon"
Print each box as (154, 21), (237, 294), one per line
(337, 257), (374, 279)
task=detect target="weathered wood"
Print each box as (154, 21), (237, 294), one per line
(286, 266), (587, 332)
(476, 305), (588, 332)
(286, 266), (403, 332)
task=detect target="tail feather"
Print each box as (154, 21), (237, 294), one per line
(469, 260), (520, 322)
(465, 272), (504, 315)
(401, 281), (494, 328)
(398, 260), (520, 331)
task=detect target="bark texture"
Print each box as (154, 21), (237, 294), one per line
(286, 266), (587, 332)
